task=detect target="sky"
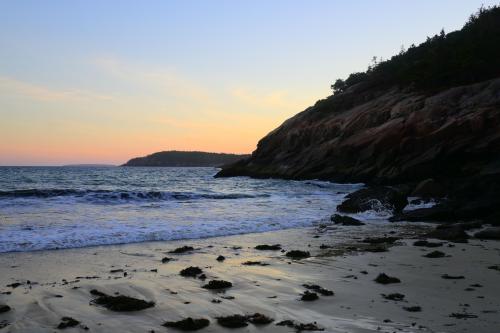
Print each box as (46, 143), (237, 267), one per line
(0, 0), (497, 165)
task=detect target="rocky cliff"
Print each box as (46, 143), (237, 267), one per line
(216, 78), (500, 185)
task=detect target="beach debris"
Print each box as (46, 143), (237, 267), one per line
(109, 269), (123, 273)
(247, 313), (274, 325)
(300, 290), (319, 301)
(449, 312), (478, 319)
(319, 244), (332, 249)
(413, 240), (443, 247)
(216, 315), (248, 328)
(161, 257), (173, 263)
(57, 317), (80, 329)
(242, 261), (269, 266)
(162, 317), (210, 331)
(364, 246), (388, 253)
(0, 304), (11, 313)
(362, 237), (399, 244)
(75, 276), (100, 279)
(331, 214), (365, 226)
(381, 293), (405, 301)
(255, 244), (282, 250)
(487, 265), (500, 271)
(216, 255), (225, 261)
(403, 306), (422, 312)
(180, 266), (203, 277)
(216, 313), (273, 328)
(423, 250), (446, 258)
(202, 280), (232, 290)
(285, 250), (310, 259)
(198, 273), (207, 280)
(6, 282), (21, 289)
(441, 274), (465, 279)
(302, 284), (334, 296)
(90, 290), (154, 311)
(276, 320), (324, 331)
(374, 273), (401, 284)
(169, 246), (194, 254)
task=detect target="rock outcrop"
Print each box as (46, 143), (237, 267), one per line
(217, 78), (500, 184)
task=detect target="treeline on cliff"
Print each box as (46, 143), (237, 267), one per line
(331, 5), (500, 94)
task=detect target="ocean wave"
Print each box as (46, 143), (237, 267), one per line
(0, 189), (270, 202)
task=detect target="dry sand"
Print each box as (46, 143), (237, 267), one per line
(0, 221), (499, 332)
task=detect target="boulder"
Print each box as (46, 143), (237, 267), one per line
(474, 227), (500, 240)
(337, 186), (408, 214)
(390, 205), (454, 222)
(411, 179), (446, 198)
(425, 225), (469, 243)
(330, 214), (365, 226)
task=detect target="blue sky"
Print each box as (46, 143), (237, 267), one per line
(0, 1), (497, 165)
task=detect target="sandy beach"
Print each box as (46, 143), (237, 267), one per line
(1, 221), (499, 333)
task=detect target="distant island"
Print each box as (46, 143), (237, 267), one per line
(62, 164), (116, 167)
(122, 151), (250, 167)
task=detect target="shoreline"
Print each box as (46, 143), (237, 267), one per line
(1, 222), (499, 332)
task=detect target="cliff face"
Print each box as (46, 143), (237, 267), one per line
(123, 151), (249, 167)
(216, 78), (500, 185)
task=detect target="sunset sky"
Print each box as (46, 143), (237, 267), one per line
(1, 0), (496, 165)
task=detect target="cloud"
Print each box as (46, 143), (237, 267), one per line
(92, 56), (212, 104)
(230, 87), (310, 112)
(0, 76), (113, 102)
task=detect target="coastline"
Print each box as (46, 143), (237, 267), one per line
(1, 222), (499, 332)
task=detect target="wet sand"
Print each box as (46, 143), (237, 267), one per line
(0, 221), (499, 332)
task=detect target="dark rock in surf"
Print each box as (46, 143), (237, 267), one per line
(331, 214), (365, 226)
(337, 187), (408, 214)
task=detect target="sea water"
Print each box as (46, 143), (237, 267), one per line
(0, 166), (367, 253)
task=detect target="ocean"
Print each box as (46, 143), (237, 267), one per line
(0, 166), (370, 253)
